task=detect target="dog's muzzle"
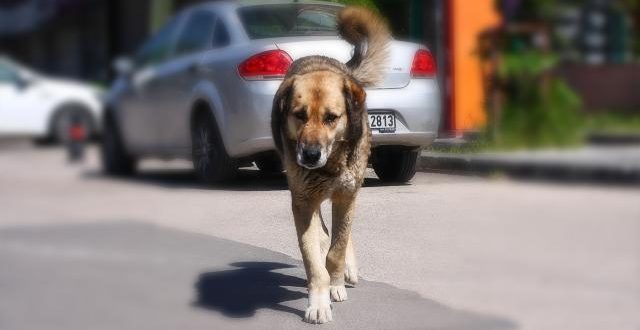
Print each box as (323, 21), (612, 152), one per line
(297, 143), (328, 169)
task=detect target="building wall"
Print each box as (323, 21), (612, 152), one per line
(0, 0), (147, 83)
(559, 63), (640, 113)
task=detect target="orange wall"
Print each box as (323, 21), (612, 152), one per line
(451, 0), (501, 132)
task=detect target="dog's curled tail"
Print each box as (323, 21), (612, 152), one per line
(338, 6), (391, 87)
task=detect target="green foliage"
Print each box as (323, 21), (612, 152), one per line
(150, 0), (173, 32)
(495, 0), (563, 21)
(498, 51), (557, 81)
(622, 0), (640, 9)
(622, 0), (640, 58)
(497, 79), (583, 149)
(491, 51), (584, 149)
(481, 0), (637, 150)
(584, 112), (640, 134)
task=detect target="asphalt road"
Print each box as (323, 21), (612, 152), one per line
(0, 142), (639, 330)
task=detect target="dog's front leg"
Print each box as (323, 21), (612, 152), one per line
(292, 200), (332, 324)
(344, 232), (358, 285)
(327, 193), (357, 302)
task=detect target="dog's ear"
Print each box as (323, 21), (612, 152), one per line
(343, 78), (366, 143)
(271, 77), (295, 154)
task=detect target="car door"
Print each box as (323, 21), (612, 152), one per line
(156, 9), (218, 152)
(118, 15), (183, 152)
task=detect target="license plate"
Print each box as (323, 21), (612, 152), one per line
(368, 113), (396, 133)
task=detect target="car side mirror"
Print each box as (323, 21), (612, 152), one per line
(113, 57), (134, 76)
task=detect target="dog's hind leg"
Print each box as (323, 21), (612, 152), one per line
(293, 200), (332, 324)
(327, 193), (357, 302)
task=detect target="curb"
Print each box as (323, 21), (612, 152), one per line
(418, 152), (640, 185)
(587, 133), (640, 145)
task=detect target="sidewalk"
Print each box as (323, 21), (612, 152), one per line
(419, 145), (640, 184)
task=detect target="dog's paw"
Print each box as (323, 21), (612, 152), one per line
(304, 290), (332, 324)
(330, 285), (348, 302)
(344, 263), (358, 285)
(304, 304), (333, 324)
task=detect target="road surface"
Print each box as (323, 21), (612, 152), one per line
(0, 142), (638, 329)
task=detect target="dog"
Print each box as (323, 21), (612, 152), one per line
(271, 6), (390, 324)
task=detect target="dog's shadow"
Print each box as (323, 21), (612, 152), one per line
(194, 262), (307, 318)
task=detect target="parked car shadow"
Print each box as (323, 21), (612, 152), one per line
(84, 167), (409, 191)
(84, 167), (289, 191)
(194, 262), (307, 318)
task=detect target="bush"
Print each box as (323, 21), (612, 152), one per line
(491, 51), (584, 149)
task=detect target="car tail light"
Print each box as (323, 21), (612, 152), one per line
(411, 49), (436, 78)
(238, 50), (293, 80)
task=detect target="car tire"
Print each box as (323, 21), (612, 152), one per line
(255, 154), (283, 174)
(101, 112), (136, 176)
(372, 147), (419, 183)
(191, 112), (236, 184)
(51, 105), (94, 144)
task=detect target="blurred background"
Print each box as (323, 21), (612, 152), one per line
(2, 0), (640, 143)
(0, 1), (639, 330)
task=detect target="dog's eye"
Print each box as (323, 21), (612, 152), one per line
(294, 111), (307, 121)
(324, 114), (339, 124)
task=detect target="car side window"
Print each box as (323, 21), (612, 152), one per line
(135, 17), (182, 67)
(212, 18), (231, 48)
(175, 11), (216, 56)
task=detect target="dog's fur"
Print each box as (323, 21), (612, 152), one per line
(271, 6), (390, 324)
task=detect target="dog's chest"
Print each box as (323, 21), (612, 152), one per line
(335, 169), (358, 192)
(291, 167), (360, 199)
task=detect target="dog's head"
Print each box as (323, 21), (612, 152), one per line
(272, 71), (366, 169)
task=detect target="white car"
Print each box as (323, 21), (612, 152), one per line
(0, 56), (103, 142)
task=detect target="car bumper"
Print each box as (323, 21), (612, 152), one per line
(224, 78), (441, 158)
(372, 132), (437, 147)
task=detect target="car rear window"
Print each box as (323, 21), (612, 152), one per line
(238, 4), (341, 39)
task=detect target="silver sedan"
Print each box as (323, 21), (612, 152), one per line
(103, 1), (441, 183)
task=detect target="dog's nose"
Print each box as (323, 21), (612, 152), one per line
(302, 146), (322, 164)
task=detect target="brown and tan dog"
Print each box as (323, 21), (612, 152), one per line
(271, 7), (390, 324)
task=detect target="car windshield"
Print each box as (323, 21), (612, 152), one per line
(0, 61), (16, 83)
(238, 4), (341, 39)
(0, 57), (36, 80)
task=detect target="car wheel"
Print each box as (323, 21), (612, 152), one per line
(255, 154), (283, 174)
(191, 112), (236, 183)
(101, 112), (136, 176)
(52, 106), (93, 144)
(372, 147), (419, 183)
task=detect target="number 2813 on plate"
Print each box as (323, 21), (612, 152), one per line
(368, 113), (396, 133)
